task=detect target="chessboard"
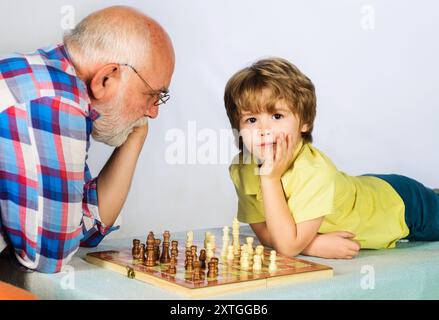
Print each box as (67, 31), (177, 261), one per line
(85, 226), (333, 298)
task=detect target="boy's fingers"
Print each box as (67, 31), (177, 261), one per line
(338, 231), (355, 238)
(287, 133), (294, 154)
(275, 134), (284, 161)
(348, 241), (361, 251)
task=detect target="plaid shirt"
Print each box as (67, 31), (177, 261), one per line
(0, 44), (118, 273)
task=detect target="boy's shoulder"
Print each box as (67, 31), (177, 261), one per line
(229, 152), (258, 190)
(281, 143), (339, 190)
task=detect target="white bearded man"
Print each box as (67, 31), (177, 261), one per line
(0, 6), (175, 272)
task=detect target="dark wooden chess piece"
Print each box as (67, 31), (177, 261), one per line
(145, 232), (156, 267)
(185, 255), (194, 271)
(199, 249), (207, 269)
(192, 260), (202, 281)
(190, 245), (197, 260)
(139, 243), (145, 262)
(160, 231), (171, 263)
(132, 239), (141, 260)
(169, 255), (177, 274)
(154, 239), (161, 262)
(211, 257), (219, 272)
(207, 261), (217, 278)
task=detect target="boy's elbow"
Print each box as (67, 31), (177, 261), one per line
(274, 243), (303, 258)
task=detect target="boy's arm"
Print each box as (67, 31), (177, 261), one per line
(251, 223), (360, 259)
(302, 232), (360, 259)
(258, 133), (323, 257)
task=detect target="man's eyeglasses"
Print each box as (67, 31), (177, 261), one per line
(119, 63), (170, 106)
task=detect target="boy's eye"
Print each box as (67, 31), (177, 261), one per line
(273, 113), (283, 120)
(245, 117), (257, 124)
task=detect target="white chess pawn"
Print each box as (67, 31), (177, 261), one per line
(255, 245), (264, 262)
(210, 234), (216, 252)
(268, 250), (277, 272)
(221, 240), (229, 258)
(253, 254), (262, 272)
(204, 231), (211, 248)
(222, 226), (230, 240)
(240, 252), (249, 271)
(206, 243), (214, 262)
(186, 231), (194, 248)
(246, 237), (254, 252)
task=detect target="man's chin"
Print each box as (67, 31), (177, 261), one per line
(91, 117), (147, 147)
(91, 130), (130, 147)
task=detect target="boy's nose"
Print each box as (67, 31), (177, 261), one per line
(259, 129), (272, 136)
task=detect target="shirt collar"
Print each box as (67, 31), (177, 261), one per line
(61, 44), (100, 121)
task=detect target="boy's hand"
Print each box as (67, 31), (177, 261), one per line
(260, 132), (294, 180)
(302, 231), (361, 259)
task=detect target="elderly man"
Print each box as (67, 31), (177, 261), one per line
(0, 6), (175, 273)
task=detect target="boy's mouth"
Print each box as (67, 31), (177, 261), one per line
(258, 142), (276, 147)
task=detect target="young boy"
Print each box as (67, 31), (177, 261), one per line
(224, 57), (439, 259)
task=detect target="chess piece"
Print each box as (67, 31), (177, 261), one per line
(205, 243), (214, 262)
(190, 245), (198, 260)
(171, 247), (178, 259)
(192, 260), (202, 281)
(268, 250), (277, 272)
(139, 244), (145, 262)
(253, 254), (262, 272)
(221, 226), (230, 258)
(232, 217), (240, 255)
(154, 239), (161, 262)
(185, 255), (194, 272)
(171, 240), (179, 254)
(132, 239), (141, 260)
(199, 249), (207, 269)
(160, 231), (171, 263)
(186, 231), (194, 249)
(145, 233), (156, 267)
(227, 245), (234, 261)
(211, 257), (219, 274)
(207, 261), (217, 278)
(246, 237), (254, 260)
(204, 231), (210, 249)
(255, 245), (264, 262)
(240, 251), (249, 271)
(169, 255), (177, 274)
(210, 234), (216, 252)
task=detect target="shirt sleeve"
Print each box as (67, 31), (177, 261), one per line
(286, 168), (336, 223)
(229, 164), (266, 224)
(80, 163), (119, 247)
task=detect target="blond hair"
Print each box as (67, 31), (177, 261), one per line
(224, 57), (316, 145)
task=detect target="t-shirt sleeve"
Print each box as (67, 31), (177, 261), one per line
(286, 169), (336, 223)
(229, 164), (265, 224)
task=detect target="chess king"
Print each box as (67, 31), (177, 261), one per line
(0, 6), (175, 273)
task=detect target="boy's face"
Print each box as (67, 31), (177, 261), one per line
(239, 99), (308, 162)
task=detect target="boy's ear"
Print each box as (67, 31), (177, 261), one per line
(300, 123), (310, 133)
(89, 63), (120, 100)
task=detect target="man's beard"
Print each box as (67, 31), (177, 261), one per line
(91, 90), (147, 147)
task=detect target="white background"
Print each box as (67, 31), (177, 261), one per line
(1, 0), (438, 239)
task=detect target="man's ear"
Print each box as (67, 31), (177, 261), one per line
(89, 63), (121, 100)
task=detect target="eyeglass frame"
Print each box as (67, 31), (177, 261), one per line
(119, 63), (170, 106)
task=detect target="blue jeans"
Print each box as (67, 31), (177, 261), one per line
(365, 174), (439, 241)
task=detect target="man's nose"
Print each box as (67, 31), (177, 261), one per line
(145, 104), (159, 119)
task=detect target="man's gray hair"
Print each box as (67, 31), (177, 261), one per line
(63, 9), (151, 68)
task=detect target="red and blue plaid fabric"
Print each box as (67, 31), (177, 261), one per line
(0, 44), (118, 273)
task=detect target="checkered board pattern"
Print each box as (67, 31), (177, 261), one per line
(85, 239), (333, 297)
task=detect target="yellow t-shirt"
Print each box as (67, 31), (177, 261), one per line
(229, 141), (410, 249)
